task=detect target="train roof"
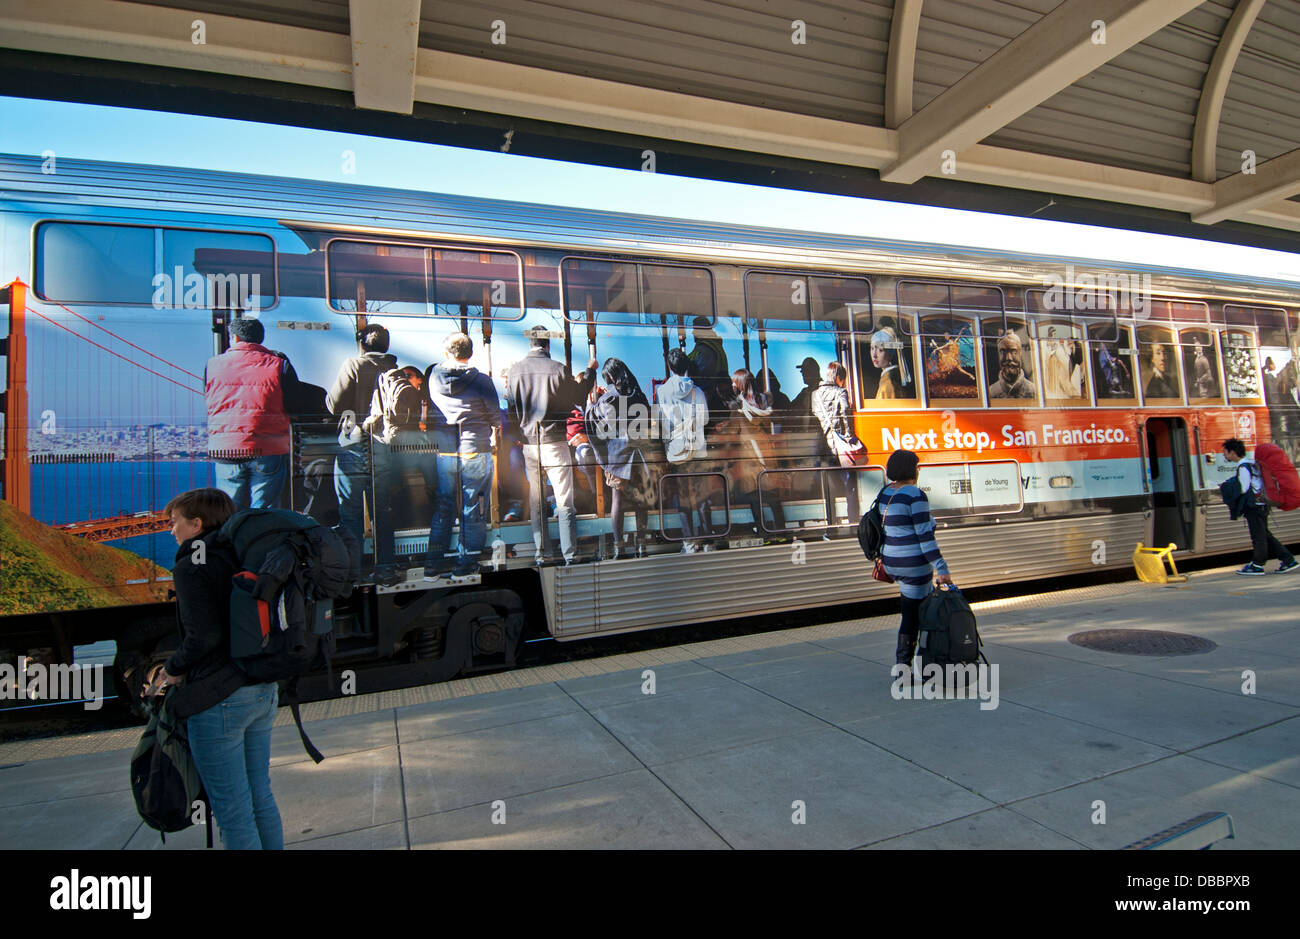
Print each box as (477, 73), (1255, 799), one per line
(2, 152), (1297, 308)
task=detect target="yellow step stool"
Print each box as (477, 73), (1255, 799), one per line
(1132, 543), (1188, 585)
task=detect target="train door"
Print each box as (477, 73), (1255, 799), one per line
(1144, 417), (1197, 550)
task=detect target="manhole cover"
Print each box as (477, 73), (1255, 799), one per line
(1067, 629), (1217, 656)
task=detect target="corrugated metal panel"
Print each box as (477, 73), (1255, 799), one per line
(139, 0), (351, 34)
(1216, 0), (1300, 178)
(548, 514), (1148, 638)
(1203, 502), (1256, 554)
(911, 0), (1053, 113)
(989, 3), (1230, 178)
(417, 0), (894, 125)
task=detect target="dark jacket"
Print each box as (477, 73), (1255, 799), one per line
(587, 386), (655, 479)
(164, 531), (254, 717)
(430, 363), (502, 453)
(506, 348), (596, 445)
(327, 351), (397, 434)
(811, 381), (860, 451)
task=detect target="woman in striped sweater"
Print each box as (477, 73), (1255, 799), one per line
(880, 449), (953, 669)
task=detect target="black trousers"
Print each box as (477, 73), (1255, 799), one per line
(898, 594), (924, 640)
(1245, 507), (1295, 566)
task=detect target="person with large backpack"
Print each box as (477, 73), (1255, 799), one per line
(364, 364), (444, 584)
(148, 488), (284, 850)
(1221, 438), (1298, 575)
(877, 449), (954, 677)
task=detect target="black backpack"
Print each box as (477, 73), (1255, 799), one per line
(218, 508), (360, 762)
(129, 693), (213, 847)
(917, 585), (988, 668)
(857, 488), (892, 561)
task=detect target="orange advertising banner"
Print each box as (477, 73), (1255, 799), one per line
(852, 407), (1272, 465)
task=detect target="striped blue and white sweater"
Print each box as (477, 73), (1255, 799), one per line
(879, 484), (950, 599)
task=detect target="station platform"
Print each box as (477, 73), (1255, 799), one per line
(2, 562), (1298, 850)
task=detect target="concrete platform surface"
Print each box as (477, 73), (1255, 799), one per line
(1, 563), (1297, 850)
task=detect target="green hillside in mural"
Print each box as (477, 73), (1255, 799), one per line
(0, 501), (170, 616)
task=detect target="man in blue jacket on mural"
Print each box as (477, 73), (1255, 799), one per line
(427, 332), (503, 579)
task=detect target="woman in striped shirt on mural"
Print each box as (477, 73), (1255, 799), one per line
(880, 449), (953, 672)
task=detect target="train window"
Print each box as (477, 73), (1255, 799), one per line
(743, 271), (870, 332)
(561, 257), (639, 325)
(432, 249), (524, 320)
(1179, 328), (1223, 404)
(163, 229), (276, 310)
(1025, 287), (1121, 342)
(1161, 300), (1211, 324)
(1091, 323), (1138, 407)
(745, 271), (808, 330)
(1226, 304), (1289, 350)
(983, 315), (1038, 405)
(327, 240), (430, 314)
(1222, 329), (1264, 404)
(858, 312), (917, 406)
(1136, 326), (1183, 404)
(895, 281), (949, 334)
(809, 276), (870, 333)
(642, 264), (715, 328)
(1037, 321), (1090, 406)
(756, 466), (883, 533)
(36, 222), (155, 304)
(521, 251), (561, 313)
(561, 258), (714, 327)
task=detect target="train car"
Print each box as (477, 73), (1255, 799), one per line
(2, 153), (1298, 709)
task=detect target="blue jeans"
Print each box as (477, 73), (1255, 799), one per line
(334, 443), (370, 551)
(186, 682), (283, 850)
(215, 454), (288, 510)
(428, 451), (493, 573)
(372, 430), (437, 568)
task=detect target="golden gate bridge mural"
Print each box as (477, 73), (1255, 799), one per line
(2, 278), (209, 544)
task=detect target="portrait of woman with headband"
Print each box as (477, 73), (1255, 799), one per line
(869, 325), (914, 399)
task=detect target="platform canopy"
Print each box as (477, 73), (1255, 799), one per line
(2, 0), (1300, 252)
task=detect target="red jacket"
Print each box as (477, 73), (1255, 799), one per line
(205, 342), (292, 458)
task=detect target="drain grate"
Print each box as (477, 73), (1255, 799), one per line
(1067, 629), (1217, 656)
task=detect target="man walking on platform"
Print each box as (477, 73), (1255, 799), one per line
(1223, 437), (1298, 575)
(205, 317), (297, 509)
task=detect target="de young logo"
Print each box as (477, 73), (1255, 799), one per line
(151, 269), (262, 311)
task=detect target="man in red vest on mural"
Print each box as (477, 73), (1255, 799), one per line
(204, 317), (297, 509)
